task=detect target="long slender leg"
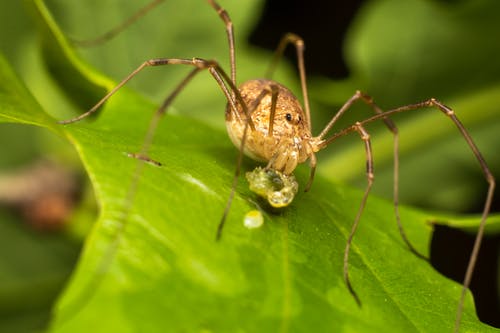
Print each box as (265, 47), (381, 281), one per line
(81, 0), (239, 86)
(342, 122), (374, 306)
(59, 58), (254, 130)
(304, 152), (317, 192)
(59, 59), (200, 124)
(268, 84), (279, 135)
(317, 91), (396, 140)
(71, 0), (166, 47)
(266, 33), (312, 132)
(323, 98), (495, 332)
(217, 121), (249, 241)
(207, 0), (236, 86)
(70, 0), (237, 86)
(315, 91), (425, 259)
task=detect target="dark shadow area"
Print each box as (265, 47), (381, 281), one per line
(431, 224), (500, 328)
(249, 0), (365, 79)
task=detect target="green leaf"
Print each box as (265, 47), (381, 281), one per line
(0, 51), (54, 128)
(2, 0), (498, 332)
(47, 90), (496, 333)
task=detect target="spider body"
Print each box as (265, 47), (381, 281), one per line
(225, 79), (320, 175)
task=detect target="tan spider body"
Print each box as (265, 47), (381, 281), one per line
(226, 79), (321, 175)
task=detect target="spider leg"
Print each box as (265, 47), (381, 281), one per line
(369, 100), (495, 333)
(59, 58), (249, 126)
(70, 0), (237, 85)
(316, 91), (425, 258)
(71, 0), (166, 47)
(266, 33), (312, 132)
(207, 0), (236, 85)
(267, 84), (279, 135)
(342, 122), (374, 307)
(304, 153), (317, 192)
(324, 98), (495, 332)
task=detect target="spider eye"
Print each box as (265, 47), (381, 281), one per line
(285, 113), (293, 122)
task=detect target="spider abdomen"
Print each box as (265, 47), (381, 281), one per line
(225, 79), (312, 173)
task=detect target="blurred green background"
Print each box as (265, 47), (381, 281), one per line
(1, 0), (499, 331)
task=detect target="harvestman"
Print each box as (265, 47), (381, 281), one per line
(60, 0), (495, 331)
